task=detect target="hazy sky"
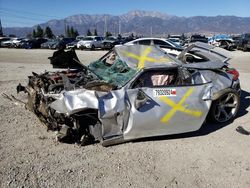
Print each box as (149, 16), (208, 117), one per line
(1, 0), (250, 27)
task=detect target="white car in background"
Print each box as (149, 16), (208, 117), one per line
(77, 36), (103, 50)
(125, 37), (183, 56)
(1, 38), (24, 48)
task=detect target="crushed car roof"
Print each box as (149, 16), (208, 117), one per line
(114, 44), (182, 69)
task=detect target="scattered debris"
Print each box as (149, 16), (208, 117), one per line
(236, 126), (250, 135)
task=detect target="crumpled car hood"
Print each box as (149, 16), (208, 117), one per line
(50, 89), (100, 114)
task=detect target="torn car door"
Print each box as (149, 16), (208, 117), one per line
(97, 88), (128, 140)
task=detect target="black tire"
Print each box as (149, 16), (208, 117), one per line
(209, 89), (240, 123)
(91, 45), (95, 50)
(80, 134), (95, 146)
(243, 44), (248, 52)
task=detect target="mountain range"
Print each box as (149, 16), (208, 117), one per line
(3, 10), (250, 37)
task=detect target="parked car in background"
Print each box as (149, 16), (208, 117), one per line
(11, 38), (25, 48)
(76, 35), (85, 40)
(1, 38), (24, 48)
(77, 36), (103, 50)
(41, 39), (58, 49)
(66, 39), (80, 49)
(0, 37), (11, 47)
(1, 38), (15, 48)
(101, 36), (122, 50)
(126, 37), (183, 56)
(237, 33), (250, 52)
(120, 36), (137, 44)
(231, 35), (241, 48)
(208, 34), (235, 51)
(187, 34), (208, 44)
(20, 38), (48, 49)
(50, 38), (75, 49)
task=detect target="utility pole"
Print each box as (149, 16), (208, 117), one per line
(104, 16), (107, 35)
(118, 20), (121, 35)
(64, 19), (67, 37)
(0, 19), (3, 37)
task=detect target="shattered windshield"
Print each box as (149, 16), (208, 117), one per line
(88, 58), (137, 87)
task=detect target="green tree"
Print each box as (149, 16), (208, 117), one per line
(94, 29), (98, 36)
(66, 25), (70, 37)
(45, 26), (54, 39)
(69, 27), (74, 37)
(66, 26), (78, 38)
(70, 26), (79, 38)
(105, 31), (112, 37)
(36, 25), (44, 37)
(86, 29), (92, 36)
(32, 29), (37, 38)
(74, 29), (79, 38)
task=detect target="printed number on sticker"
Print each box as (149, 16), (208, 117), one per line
(153, 89), (176, 97)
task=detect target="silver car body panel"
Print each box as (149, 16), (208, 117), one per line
(50, 89), (100, 115)
(122, 83), (212, 140)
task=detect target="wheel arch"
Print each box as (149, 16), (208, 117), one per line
(211, 88), (236, 101)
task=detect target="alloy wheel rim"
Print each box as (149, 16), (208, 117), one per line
(214, 93), (238, 122)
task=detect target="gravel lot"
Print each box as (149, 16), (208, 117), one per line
(0, 48), (250, 188)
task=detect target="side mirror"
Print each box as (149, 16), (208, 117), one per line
(134, 89), (148, 110)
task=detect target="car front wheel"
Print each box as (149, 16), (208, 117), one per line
(209, 90), (240, 123)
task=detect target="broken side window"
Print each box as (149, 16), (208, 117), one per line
(132, 69), (178, 88)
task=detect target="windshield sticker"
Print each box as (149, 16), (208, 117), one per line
(153, 89), (176, 97)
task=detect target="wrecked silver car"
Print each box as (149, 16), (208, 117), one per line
(17, 44), (241, 146)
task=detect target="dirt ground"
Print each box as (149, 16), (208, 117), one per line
(0, 48), (250, 188)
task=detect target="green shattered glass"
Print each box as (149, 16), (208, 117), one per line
(88, 59), (137, 87)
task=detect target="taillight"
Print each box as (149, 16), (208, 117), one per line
(226, 68), (239, 81)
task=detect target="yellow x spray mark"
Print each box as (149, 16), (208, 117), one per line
(122, 46), (170, 69)
(160, 88), (203, 124)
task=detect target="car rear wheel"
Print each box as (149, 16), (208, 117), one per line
(209, 90), (240, 123)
